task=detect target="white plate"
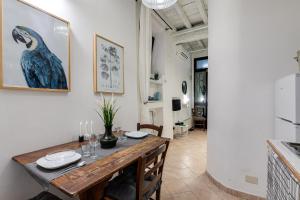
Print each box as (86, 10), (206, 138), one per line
(125, 131), (149, 139)
(45, 150), (76, 162)
(36, 151), (82, 170)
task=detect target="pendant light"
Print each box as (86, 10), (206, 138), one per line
(142, 0), (177, 10)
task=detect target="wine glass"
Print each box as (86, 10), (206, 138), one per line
(79, 121), (84, 142)
(84, 120), (90, 141)
(89, 121), (97, 159)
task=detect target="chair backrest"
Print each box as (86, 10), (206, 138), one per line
(137, 123), (163, 137)
(135, 140), (170, 200)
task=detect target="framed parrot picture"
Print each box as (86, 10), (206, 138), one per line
(0, 0), (70, 92)
(94, 34), (124, 94)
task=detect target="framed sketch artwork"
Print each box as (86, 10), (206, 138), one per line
(0, 0), (70, 92)
(94, 34), (124, 94)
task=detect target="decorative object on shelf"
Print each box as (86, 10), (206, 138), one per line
(1, 0), (70, 92)
(150, 73), (155, 80)
(142, 0), (177, 10)
(94, 34), (124, 94)
(294, 50), (300, 72)
(148, 96), (155, 101)
(154, 91), (161, 100)
(154, 72), (160, 80)
(148, 91), (161, 101)
(96, 94), (119, 149)
(182, 81), (187, 94)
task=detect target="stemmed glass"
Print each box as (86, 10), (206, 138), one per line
(80, 121), (91, 157)
(89, 121), (98, 159)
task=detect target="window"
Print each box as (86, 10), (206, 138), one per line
(196, 58), (208, 70)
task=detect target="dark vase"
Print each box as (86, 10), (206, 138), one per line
(100, 125), (118, 149)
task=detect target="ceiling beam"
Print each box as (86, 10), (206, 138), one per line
(198, 40), (206, 48)
(180, 44), (190, 52)
(189, 48), (207, 53)
(172, 25), (208, 44)
(174, 3), (192, 29)
(152, 10), (177, 32)
(187, 43), (194, 51)
(194, 0), (208, 24)
(183, 43), (193, 51)
(172, 24), (207, 36)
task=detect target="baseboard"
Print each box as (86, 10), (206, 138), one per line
(205, 171), (266, 200)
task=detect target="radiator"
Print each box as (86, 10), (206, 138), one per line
(267, 148), (300, 200)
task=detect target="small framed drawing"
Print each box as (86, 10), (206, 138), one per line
(0, 0), (70, 92)
(94, 34), (124, 94)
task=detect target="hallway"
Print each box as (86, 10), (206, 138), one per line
(162, 130), (242, 200)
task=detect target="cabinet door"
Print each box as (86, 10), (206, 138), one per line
(275, 75), (294, 122)
(275, 118), (300, 142)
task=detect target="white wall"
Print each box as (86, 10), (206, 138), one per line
(207, 0), (300, 197)
(0, 0), (138, 199)
(152, 18), (192, 138)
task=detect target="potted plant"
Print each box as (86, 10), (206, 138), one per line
(96, 94), (119, 149)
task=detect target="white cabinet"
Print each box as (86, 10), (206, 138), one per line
(174, 125), (189, 138)
(275, 73), (300, 124)
(275, 118), (300, 142)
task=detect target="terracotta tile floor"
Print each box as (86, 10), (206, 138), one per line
(161, 129), (242, 200)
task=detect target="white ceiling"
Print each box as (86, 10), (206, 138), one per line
(153, 0), (208, 53)
(164, 0), (207, 30)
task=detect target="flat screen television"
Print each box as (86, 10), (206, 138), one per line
(172, 98), (181, 111)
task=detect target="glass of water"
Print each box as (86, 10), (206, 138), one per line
(90, 142), (97, 159)
(115, 127), (127, 143)
(81, 143), (90, 157)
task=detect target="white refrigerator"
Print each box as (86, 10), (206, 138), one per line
(275, 73), (300, 142)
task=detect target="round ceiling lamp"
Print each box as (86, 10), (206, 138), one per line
(142, 0), (177, 10)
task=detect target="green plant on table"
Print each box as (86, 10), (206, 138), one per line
(96, 94), (119, 128)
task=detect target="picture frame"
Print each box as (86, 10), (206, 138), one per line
(94, 33), (124, 94)
(0, 0), (71, 92)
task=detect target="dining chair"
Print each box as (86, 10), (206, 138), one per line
(29, 191), (62, 200)
(103, 140), (170, 200)
(117, 123), (164, 178)
(137, 123), (163, 137)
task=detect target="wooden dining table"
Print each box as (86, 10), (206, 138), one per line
(12, 133), (168, 200)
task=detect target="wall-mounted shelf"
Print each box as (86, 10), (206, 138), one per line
(150, 79), (163, 85)
(146, 101), (163, 109)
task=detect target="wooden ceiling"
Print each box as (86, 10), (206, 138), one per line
(152, 0), (208, 53)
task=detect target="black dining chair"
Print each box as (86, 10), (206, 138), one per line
(29, 191), (62, 200)
(103, 140), (170, 200)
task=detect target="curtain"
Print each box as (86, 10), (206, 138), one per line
(138, 3), (152, 123)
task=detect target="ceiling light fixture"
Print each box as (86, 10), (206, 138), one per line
(142, 0), (177, 10)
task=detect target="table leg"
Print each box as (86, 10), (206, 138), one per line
(78, 181), (107, 200)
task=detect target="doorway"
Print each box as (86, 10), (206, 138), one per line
(193, 56), (208, 129)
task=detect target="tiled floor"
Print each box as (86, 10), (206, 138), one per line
(161, 129), (242, 200)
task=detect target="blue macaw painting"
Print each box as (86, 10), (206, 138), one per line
(11, 26), (68, 89)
